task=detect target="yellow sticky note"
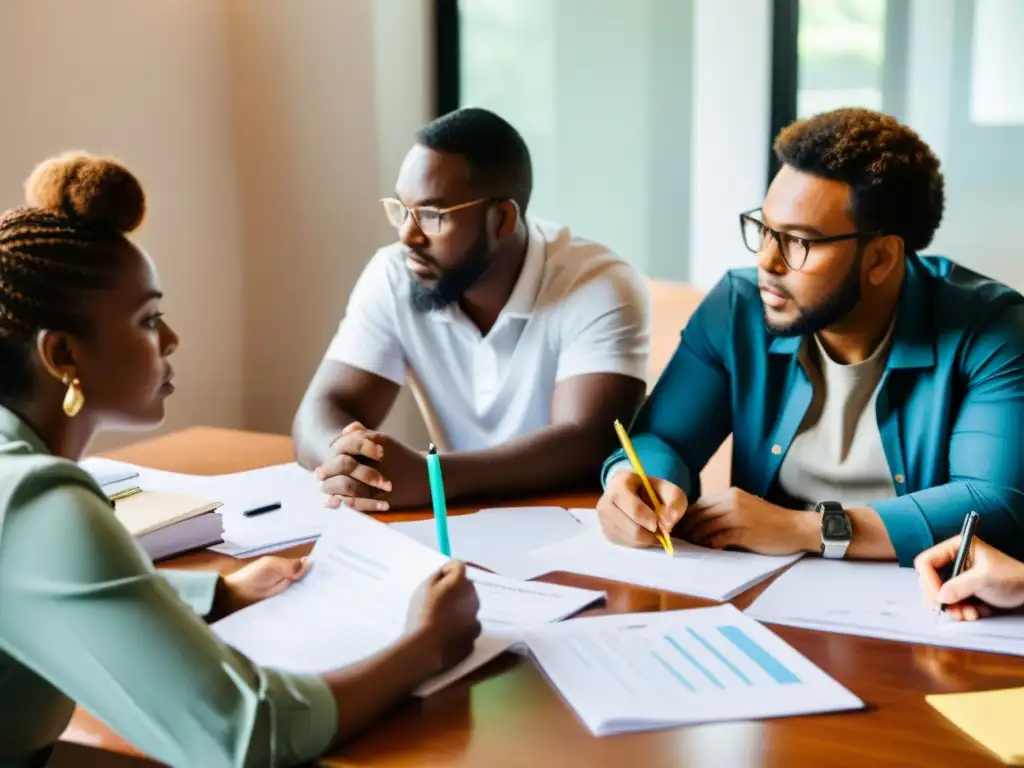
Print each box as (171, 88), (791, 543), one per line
(927, 686), (1024, 764)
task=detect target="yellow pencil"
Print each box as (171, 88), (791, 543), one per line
(613, 420), (674, 556)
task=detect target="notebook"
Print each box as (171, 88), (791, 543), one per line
(927, 687), (1024, 764)
(111, 490), (224, 562)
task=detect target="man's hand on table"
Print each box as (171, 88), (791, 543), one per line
(314, 421), (430, 512)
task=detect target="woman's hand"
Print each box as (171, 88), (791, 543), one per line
(914, 536), (1024, 621)
(406, 561), (481, 674)
(216, 556), (312, 618)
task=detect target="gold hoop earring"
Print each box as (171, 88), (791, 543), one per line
(62, 375), (84, 417)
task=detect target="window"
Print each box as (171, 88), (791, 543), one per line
(777, 0), (1024, 287)
(797, 0), (887, 117)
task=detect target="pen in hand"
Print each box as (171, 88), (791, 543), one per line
(939, 510), (980, 613)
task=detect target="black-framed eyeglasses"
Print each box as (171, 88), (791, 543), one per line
(739, 208), (881, 271)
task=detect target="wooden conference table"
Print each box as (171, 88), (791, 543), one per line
(59, 427), (1024, 767)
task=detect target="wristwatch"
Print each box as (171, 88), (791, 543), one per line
(817, 501), (852, 559)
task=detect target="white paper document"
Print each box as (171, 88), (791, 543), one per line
(81, 458), (333, 558)
(389, 506), (585, 579)
(566, 508), (598, 527)
(207, 463), (330, 557)
(416, 570), (605, 696)
(468, 567), (604, 633)
(213, 510), (604, 697)
(81, 457), (140, 488)
(523, 604), (863, 736)
(80, 457), (205, 496)
(528, 525), (801, 601)
(745, 559), (1024, 656)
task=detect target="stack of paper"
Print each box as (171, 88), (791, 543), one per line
(82, 458), (334, 558)
(927, 687), (1024, 764)
(112, 490), (223, 561)
(390, 506), (585, 578)
(745, 559), (1024, 656)
(83, 457), (207, 496)
(82, 458), (224, 560)
(528, 525), (802, 601)
(85, 461), (140, 488)
(212, 509), (604, 697)
(522, 603), (864, 736)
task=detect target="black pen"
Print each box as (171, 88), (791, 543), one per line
(940, 510), (980, 612)
(243, 502), (282, 518)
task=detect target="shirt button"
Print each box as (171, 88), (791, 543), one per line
(894, 474), (905, 484)
(771, 444), (782, 455)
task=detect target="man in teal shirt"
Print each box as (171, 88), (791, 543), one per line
(599, 108), (1024, 566)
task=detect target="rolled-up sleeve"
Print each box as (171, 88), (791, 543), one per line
(870, 302), (1024, 565)
(0, 476), (338, 768)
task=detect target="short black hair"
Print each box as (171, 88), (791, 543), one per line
(774, 108), (945, 253)
(416, 107), (533, 212)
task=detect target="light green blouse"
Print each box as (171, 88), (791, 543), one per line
(0, 405), (338, 767)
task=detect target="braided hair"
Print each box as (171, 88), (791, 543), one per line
(0, 151), (146, 403)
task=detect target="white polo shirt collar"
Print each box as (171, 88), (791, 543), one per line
(323, 216), (650, 452)
(428, 219), (546, 335)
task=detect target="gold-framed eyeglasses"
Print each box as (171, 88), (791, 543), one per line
(380, 197), (491, 235)
(739, 208), (881, 271)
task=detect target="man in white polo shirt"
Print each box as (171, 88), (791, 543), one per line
(293, 107), (650, 511)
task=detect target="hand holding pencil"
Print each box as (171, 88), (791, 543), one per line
(595, 421), (687, 554)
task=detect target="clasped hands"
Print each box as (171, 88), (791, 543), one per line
(597, 471), (815, 556)
(314, 421), (430, 511)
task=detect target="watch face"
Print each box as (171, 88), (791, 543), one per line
(823, 513), (853, 541)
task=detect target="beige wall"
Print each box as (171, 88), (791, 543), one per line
(0, 0), (433, 450)
(227, 0), (429, 446)
(0, 0), (246, 450)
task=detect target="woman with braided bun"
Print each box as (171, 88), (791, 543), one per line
(0, 152), (481, 767)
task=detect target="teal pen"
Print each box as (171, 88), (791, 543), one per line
(426, 443), (451, 556)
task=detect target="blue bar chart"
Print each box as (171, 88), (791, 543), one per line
(523, 604), (863, 736)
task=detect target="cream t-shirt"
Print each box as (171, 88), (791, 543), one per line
(777, 323), (898, 509)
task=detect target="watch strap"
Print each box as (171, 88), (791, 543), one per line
(818, 501), (851, 560)
(822, 539), (850, 559)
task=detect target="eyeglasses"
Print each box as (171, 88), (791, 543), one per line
(739, 208), (881, 271)
(380, 197), (491, 235)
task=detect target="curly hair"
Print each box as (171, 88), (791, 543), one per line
(773, 108), (945, 253)
(0, 150), (146, 402)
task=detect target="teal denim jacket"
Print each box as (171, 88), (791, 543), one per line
(603, 255), (1024, 565)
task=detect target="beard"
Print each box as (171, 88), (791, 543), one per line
(410, 232), (493, 313)
(766, 250), (863, 337)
